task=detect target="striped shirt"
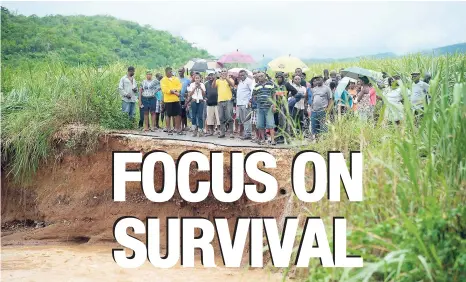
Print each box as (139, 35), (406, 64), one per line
(252, 81), (275, 109)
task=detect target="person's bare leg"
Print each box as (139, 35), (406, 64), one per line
(155, 113), (160, 128)
(270, 128), (275, 143)
(175, 115), (181, 132)
(150, 112), (156, 130)
(144, 112), (149, 131)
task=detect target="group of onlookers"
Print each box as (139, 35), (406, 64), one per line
(118, 65), (431, 145)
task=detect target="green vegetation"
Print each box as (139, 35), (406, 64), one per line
(1, 7), (211, 67)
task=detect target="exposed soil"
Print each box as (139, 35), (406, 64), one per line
(1, 131), (298, 254)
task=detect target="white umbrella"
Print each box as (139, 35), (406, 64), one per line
(335, 77), (356, 102)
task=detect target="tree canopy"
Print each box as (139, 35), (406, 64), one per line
(1, 7), (212, 68)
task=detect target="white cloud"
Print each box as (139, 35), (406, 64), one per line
(3, 1), (466, 59)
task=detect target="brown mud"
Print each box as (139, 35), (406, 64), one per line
(1, 129), (302, 280)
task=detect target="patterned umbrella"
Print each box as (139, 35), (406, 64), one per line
(218, 50), (255, 64)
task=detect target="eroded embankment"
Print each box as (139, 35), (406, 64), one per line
(1, 133), (297, 251)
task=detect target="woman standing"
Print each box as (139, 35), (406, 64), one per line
(356, 76), (374, 121)
(187, 73), (206, 137)
(383, 77), (404, 125)
(139, 70), (159, 132)
(291, 75), (307, 133)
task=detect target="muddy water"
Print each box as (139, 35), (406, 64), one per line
(1, 245), (283, 282)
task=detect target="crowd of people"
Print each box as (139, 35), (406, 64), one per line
(118, 65), (431, 145)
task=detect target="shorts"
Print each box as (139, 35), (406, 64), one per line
(256, 107), (275, 129)
(141, 96), (156, 113)
(165, 101), (181, 117)
(206, 105), (220, 125)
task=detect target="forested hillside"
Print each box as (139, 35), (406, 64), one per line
(0, 7), (211, 67)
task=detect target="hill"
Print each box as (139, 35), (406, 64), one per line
(0, 7), (212, 68)
(304, 43), (466, 64)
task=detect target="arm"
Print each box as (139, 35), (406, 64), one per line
(286, 82), (297, 97)
(118, 78), (127, 97)
(226, 77), (235, 87)
(160, 78), (171, 99)
(326, 88), (334, 112)
(212, 79), (218, 88)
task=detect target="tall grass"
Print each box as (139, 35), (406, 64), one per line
(293, 54), (466, 281)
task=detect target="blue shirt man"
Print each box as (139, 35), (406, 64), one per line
(177, 68), (191, 102)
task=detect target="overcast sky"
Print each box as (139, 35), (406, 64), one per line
(3, 1), (466, 59)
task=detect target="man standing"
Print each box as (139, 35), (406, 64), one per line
(252, 72), (277, 145)
(213, 69), (235, 138)
(118, 66), (138, 120)
(160, 67), (183, 135)
(178, 67), (191, 131)
(138, 70), (159, 131)
(236, 70), (254, 140)
(410, 71), (430, 117)
(325, 70), (337, 86)
(275, 72), (297, 143)
(323, 69), (330, 82)
(205, 72), (220, 136)
(309, 75), (333, 140)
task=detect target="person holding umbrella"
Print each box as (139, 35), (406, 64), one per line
(213, 68), (236, 138)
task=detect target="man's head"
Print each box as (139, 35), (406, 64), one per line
(239, 69), (248, 81)
(424, 72), (432, 84)
(146, 70), (153, 80)
(155, 73), (163, 81)
(178, 67), (185, 78)
(165, 67), (173, 78)
(275, 72), (284, 84)
(330, 70), (337, 79)
(207, 73), (214, 82)
(295, 68), (303, 77)
(349, 81), (356, 89)
(258, 72), (266, 83)
(411, 71), (421, 83)
(127, 66), (135, 77)
(315, 75), (323, 87)
(293, 75), (301, 85)
(329, 81), (337, 92)
(323, 69), (329, 78)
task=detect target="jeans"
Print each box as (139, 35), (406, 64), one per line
(237, 105), (252, 137)
(311, 111), (327, 135)
(190, 101), (205, 129)
(122, 101), (136, 119)
(218, 100), (233, 134)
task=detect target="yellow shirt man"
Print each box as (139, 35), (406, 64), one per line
(160, 76), (182, 103)
(216, 79), (233, 102)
